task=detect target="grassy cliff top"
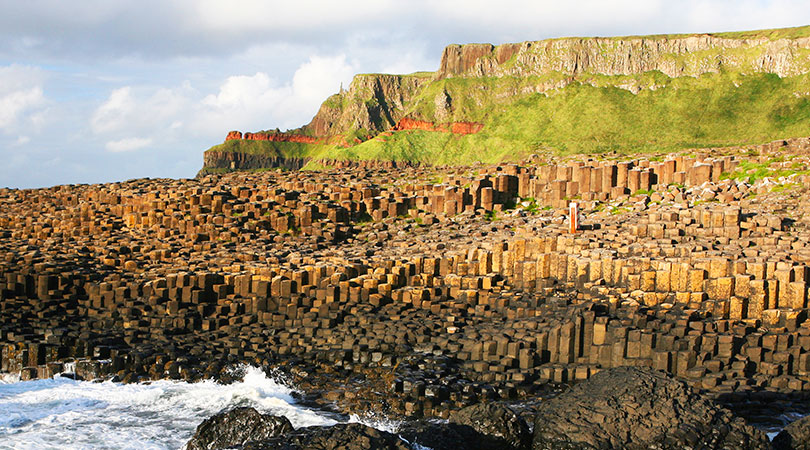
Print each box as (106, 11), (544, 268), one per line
(542, 24), (810, 42)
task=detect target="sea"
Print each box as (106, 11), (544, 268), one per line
(0, 366), (399, 450)
(0, 365), (798, 449)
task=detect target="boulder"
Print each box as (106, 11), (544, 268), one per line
(449, 403), (531, 450)
(397, 421), (481, 450)
(186, 407), (293, 450)
(773, 415), (810, 450)
(241, 423), (410, 450)
(532, 367), (770, 450)
(397, 404), (530, 450)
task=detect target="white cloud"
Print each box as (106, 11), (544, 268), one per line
(105, 137), (152, 152)
(202, 72), (278, 110)
(0, 87), (44, 130)
(194, 0), (395, 33)
(0, 65), (47, 134)
(91, 84), (193, 135)
(91, 86), (134, 134)
(195, 55), (355, 132)
(1, 1), (809, 63)
(5, 0), (810, 191)
(292, 55), (355, 106)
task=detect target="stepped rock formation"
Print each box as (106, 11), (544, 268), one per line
(437, 34), (810, 79)
(307, 73), (431, 137)
(225, 131), (321, 144)
(202, 25), (810, 174)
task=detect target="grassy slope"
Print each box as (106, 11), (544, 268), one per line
(564, 24), (810, 41)
(314, 71), (810, 163)
(205, 25), (810, 166)
(711, 25), (810, 40)
(205, 139), (331, 158)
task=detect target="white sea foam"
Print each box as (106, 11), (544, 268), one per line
(0, 373), (20, 384)
(348, 412), (402, 434)
(0, 366), (338, 450)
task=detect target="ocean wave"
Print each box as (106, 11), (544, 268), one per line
(0, 365), (337, 450)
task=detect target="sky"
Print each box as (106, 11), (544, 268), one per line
(1, 0), (809, 189)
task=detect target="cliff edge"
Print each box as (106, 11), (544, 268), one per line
(202, 25), (810, 174)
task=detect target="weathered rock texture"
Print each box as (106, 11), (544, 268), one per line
(774, 414), (810, 450)
(241, 423), (410, 450)
(202, 152), (309, 172)
(449, 403), (531, 450)
(226, 131), (322, 144)
(186, 407), (293, 450)
(531, 367), (770, 450)
(3, 148), (810, 423)
(307, 73), (432, 137)
(438, 34), (810, 79)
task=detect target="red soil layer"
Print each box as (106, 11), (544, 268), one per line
(223, 119), (482, 147)
(225, 131), (321, 144)
(392, 118), (483, 135)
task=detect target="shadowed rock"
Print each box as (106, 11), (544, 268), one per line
(241, 423), (410, 450)
(449, 403), (531, 450)
(774, 415), (810, 450)
(396, 403), (530, 450)
(186, 407), (293, 450)
(531, 367), (770, 450)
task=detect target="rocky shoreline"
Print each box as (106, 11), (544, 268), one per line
(3, 145), (810, 445)
(184, 367), (797, 449)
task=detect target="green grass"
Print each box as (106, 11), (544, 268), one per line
(206, 70), (810, 167)
(721, 158), (810, 184)
(317, 71), (810, 164)
(541, 25), (810, 42)
(520, 197), (540, 214)
(301, 160), (332, 171)
(711, 25), (810, 41)
(203, 25), (810, 169)
(205, 139), (330, 157)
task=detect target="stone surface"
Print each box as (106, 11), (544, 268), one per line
(186, 407), (293, 450)
(531, 367), (770, 450)
(241, 423), (410, 450)
(449, 403), (531, 450)
(773, 415), (810, 450)
(397, 421), (483, 450)
(3, 152), (810, 424)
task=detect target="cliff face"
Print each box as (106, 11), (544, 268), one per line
(201, 151), (309, 173)
(305, 73), (433, 138)
(203, 25), (810, 173)
(226, 130), (321, 144)
(437, 33), (810, 79)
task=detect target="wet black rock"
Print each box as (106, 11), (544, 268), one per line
(773, 415), (810, 450)
(242, 423), (410, 450)
(398, 420), (480, 450)
(449, 403), (531, 450)
(531, 367), (770, 450)
(186, 407), (293, 450)
(397, 404), (530, 450)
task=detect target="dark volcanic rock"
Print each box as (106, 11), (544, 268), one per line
(774, 415), (810, 450)
(186, 407), (293, 450)
(449, 403), (531, 450)
(242, 423), (410, 450)
(398, 420), (480, 450)
(531, 367), (770, 450)
(397, 404), (530, 450)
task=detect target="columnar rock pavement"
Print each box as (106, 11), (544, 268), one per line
(2, 145), (810, 428)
